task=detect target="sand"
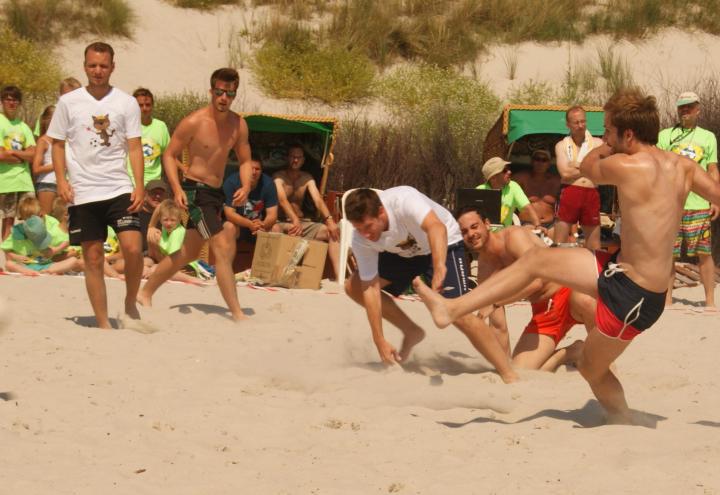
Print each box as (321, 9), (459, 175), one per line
(0, 273), (719, 494)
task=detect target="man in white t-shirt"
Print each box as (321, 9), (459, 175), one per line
(344, 187), (517, 382)
(47, 42), (145, 330)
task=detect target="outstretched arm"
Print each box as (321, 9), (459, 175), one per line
(163, 118), (195, 210)
(421, 211), (448, 292)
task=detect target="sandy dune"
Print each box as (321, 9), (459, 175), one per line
(0, 273), (718, 494)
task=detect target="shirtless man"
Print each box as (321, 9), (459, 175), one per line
(138, 68), (252, 321)
(456, 206), (594, 371)
(554, 106), (604, 249)
(273, 145), (339, 278)
(415, 88), (720, 423)
(514, 149), (561, 234)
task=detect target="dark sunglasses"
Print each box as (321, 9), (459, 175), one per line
(533, 156), (550, 162)
(212, 88), (237, 97)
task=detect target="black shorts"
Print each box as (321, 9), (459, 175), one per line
(378, 241), (470, 298)
(68, 193), (140, 245)
(183, 179), (226, 240)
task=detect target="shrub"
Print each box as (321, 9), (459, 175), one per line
(4, 0), (134, 43)
(153, 92), (208, 134)
(167, 0), (238, 8)
(0, 29), (62, 97)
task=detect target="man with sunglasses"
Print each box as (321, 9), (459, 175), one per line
(658, 91), (719, 309)
(476, 156), (540, 229)
(514, 149), (561, 233)
(138, 68), (253, 322)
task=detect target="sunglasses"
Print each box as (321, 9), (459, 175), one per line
(533, 156), (550, 162)
(212, 88), (237, 97)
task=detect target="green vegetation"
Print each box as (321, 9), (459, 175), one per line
(4, 0), (134, 43)
(168, 0), (237, 8)
(251, 0), (327, 20)
(153, 92), (207, 133)
(0, 29), (62, 96)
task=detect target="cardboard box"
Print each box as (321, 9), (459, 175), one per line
(250, 232), (328, 289)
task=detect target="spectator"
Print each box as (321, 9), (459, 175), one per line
(514, 149), (561, 233)
(33, 77), (82, 136)
(130, 87), (170, 185)
(476, 156), (540, 229)
(223, 158), (278, 241)
(31, 105), (58, 215)
(658, 91), (719, 309)
(0, 85), (37, 240)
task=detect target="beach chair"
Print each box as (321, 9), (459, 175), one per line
(338, 188), (382, 288)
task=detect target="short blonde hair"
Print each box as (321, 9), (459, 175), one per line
(157, 199), (183, 220)
(50, 197), (68, 221)
(17, 196), (41, 220)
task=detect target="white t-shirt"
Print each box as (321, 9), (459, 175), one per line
(351, 186), (463, 281)
(35, 139), (56, 184)
(47, 87), (142, 205)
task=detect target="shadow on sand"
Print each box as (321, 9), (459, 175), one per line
(169, 303), (255, 320)
(65, 315), (120, 329)
(439, 400), (667, 429)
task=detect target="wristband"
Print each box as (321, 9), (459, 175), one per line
(324, 215), (332, 222)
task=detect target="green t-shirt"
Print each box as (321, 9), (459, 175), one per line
(128, 118), (170, 185)
(0, 113), (36, 194)
(476, 180), (530, 227)
(160, 224), (186, 256)
(657, 125), (718, 210)
(1, 215), (67, 258)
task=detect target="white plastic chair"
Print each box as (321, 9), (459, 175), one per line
(338, 188), (382, 288)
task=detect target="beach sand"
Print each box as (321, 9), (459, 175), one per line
(0, 273), (718, 494)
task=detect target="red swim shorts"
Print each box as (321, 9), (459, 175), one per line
(557, 185), (600, 226)
(522, 287), (579, 344)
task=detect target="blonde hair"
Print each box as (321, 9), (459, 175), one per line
(17, 196), (41, 220)
(50, 197), (68, 221)
(59, 77), (81, 94)
(39, 105), (55, 136)
(157, 199), (183, 221)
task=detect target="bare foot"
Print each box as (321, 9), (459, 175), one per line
(137, 289), (152, 308)
(399, 327), (425, 361)
(231, 310), (249, 322)
(564, 340), (585, 366)
(412, 276), (453, 328)
(500, 369), (520, 384)
(606, 411), (634, 425)
(125, 301), (141, 320)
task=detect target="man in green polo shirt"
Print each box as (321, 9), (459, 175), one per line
(658, 91), (719, 309)
(0, 86), (36, 240)
(476, 156), (540, 229)
(129, 87), (170, 185)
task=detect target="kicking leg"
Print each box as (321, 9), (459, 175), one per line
(210, 222), (246, 321)
(453, 313), (518, 383)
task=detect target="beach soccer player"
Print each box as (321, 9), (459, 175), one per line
(456, 206), (594, 371)
(343, 187), (517, 383)
(47, 42), (146, 329)
(138, 68), (252, 322)
(414, 88), (720, 423)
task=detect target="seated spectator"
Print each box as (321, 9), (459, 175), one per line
(1, 196), (79, 276)
(141, 179), (169, 257)
(272, 144), (339, 278)
(513, 149), (561, 233)
(476, 157), (540, 229)
(223, 158), (278, 241)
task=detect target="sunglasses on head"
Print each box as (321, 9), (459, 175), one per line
(212, 88), (237, 97)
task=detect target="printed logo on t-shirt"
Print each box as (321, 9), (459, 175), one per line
(243, 199), (265, 220)
(90, 114), (115, 147)
(142, 137), (161, 163)
(3, 131), (25, 151)
(396, 234), (421, 255)
(670, 142), (704, 163)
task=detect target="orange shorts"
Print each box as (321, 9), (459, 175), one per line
(522, 287), (579, 344)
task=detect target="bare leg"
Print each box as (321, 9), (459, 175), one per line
(345, 272), (424, 361)
(488, 306), (510, 355)
(665, 265), (675, 306)
(4, 259), (40, 277)
(1, 217), (14, 241)
(697, 253), (717, 308)
(576, 327), (632, 424)
(327, 238), (340, 280)
(138, 229), (204, 306)
(582, 224), (601, 250)
(117, 230), (144, 320)
(512, 333), (558, 370)
(539, 339), (584, 372)
(37, 191), (56, 216)
(210, 222), (246, 321)
(81, 240), (111, 329)
(453, 314), (518, 383)
(43, 257), (81, 274)
(553, 220), (572, 245)
(413, 246), (599, 328)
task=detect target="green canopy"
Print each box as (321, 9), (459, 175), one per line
(507, 109), (605, 143)
(244, 114), (334, 135)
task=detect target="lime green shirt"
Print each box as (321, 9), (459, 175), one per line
(128, 118), (170, 185)
(476, 180), (530, 227)
(1, 215), (67, 258)
(160, 224), (185, 256)
(657, 125), (717, 210)
(0, 113), (36, 194)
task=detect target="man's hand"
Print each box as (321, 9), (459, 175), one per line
(127, 184), (145, 213)
(249, 219), (264, 234)
(232, 186), (250, 207)
(288, 218), (302, 236)
(375, 338), (401, 365)
(174, 188), (189, 210)
(57, 178), (74, 204)
(326, 218), (339, 241)
(431, 265), (447, 292)
(710, 204), (720, 221)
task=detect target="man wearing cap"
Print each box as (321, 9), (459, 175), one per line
(658, 91), (719, 309)
(476, 156), (540, 229)
(513, 149), (561, 232)
(554, 106), (604, 249)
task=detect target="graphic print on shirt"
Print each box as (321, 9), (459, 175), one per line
(91, 114), (115, 147)
(669, 142), (704, 163)
(3, 131), (25, 151)
(396, 233), (422, 256)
